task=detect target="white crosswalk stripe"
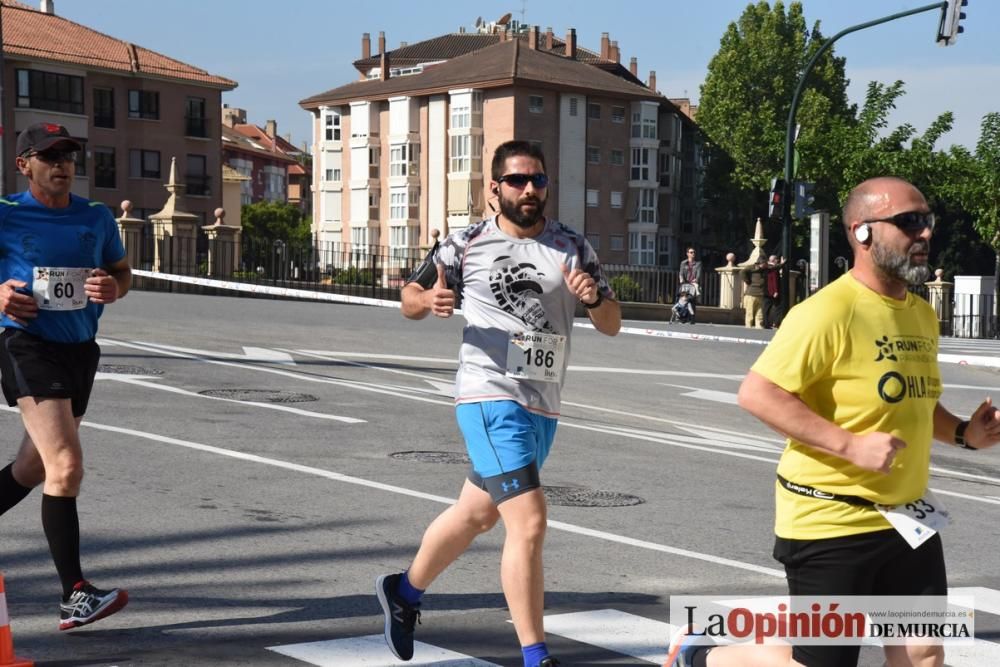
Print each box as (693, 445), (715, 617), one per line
(267, 634), (500, 666)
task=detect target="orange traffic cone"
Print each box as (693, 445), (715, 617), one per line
(0, 574), (33, 667)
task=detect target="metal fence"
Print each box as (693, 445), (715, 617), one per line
(601, 264), (721, 307)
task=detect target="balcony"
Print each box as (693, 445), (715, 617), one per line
(186, 174), (211, 196)
(185, 116), (209, 138)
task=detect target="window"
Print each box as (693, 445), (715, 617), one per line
(638, 188), (657, 223)
(588, 103), (601, 119)
(611, 106), (625, 123)
(451, 103), (470, 129)
(390, 144), (419, 177)
(629, 232), (655, 266)
(129, 149), (161, 179)
(587, 146), (600, 164)
(325, 112), (341, 141)
(93, 88), (114, 128)
(610, 191), (623, 208)
(528, 95), (544, 113)
(450, 135), (481, 173)
(94, 147), (115, 189)
(631, 148), (650, 181)
(611, 149), (624, 166)
(610, 235), (624, 251)
(229, 157), (253, 205)
(186, 154), (209, 196)
(16, 69), (84, 114)
(262, 165), (284, 201)
(390, 190), (407, 220)
(325, 169), (334, 181)
(659, 152), (672, 188)
(72, 145), (86, 177)
(586, 233), (600, 250)
(128, 90), (159, 120)
(333, 168), (341, 181)
(369, 147), (380, 178)
(185, 97), (208, 137)
(568, 97), (578, 116)
(586, 189), (599, 207)
(631, 112), (656, 139)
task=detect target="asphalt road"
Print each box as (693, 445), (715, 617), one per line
(3, 289), (1000, 666)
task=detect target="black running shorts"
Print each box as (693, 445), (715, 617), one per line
(773, 529), (947, 667)
(0, 329), (101, 417)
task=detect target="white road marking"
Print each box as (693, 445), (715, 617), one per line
(268, 634), (499, 666)
(242, 346), (296, 365)
(659, 384), (739, 405)
(537, 609), (673, 663)
(951, 587), (1000, 616)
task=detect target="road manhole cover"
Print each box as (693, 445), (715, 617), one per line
(389, 451), (471, 464)
(97, 364), (163, 376)
(544, 486), (645, 507)
(198, 389), (318, 403)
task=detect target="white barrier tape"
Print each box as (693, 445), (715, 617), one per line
(0, 592), (8, 626)
(132, 270), (402, 310)
(573, 322), (770, 345)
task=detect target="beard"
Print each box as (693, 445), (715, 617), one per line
(499, 193), (547, 229)
(872, 240), (931, 285)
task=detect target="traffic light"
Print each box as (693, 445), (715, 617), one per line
(937, 0), (968, 46)
(795, 181), (816, 219)
(768, 178), (786, 220)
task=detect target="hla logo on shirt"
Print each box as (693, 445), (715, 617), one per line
(877, 371), (942, 403)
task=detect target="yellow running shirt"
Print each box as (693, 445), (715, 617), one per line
(751, 273), (941, 540)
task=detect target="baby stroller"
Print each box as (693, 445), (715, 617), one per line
(671, 291), (696, 324)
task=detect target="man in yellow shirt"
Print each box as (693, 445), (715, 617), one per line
(667, 177), (1000, 667)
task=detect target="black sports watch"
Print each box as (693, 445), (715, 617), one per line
(582, 291), (604, 309)
(955, 420), (977, 450)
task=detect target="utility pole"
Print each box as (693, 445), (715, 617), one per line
(780, 1), (962, 314)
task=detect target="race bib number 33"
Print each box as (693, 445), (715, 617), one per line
(505, 332), (566, 383)
(33, 267), (91, 311)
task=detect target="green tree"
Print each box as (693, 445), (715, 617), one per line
(698, 0), (855, 243)
(241, 201), (310, 243)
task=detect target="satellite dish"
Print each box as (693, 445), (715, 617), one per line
(497, 12), (512, 25)
(475, 16), (483, 27)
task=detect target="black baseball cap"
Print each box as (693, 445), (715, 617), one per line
(16, 122), (82, 157)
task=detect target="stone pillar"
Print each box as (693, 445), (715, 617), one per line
(201, 208), (242, 278)
(116, 200), (145, 270)
(149, 157), (202, 275)
(716, 252), (743, 310)
(925, 268), (954, 333)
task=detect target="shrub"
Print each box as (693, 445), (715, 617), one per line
(609, 274), (641, 302)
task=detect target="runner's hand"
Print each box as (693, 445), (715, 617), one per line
(0, 279), (38, 325)
(85, 268), (119, 305)
(424, 264), (454, 318)
(846, 432), (906, 474)
(964, 397), (1000, 450)
(562, 264), (598, 305)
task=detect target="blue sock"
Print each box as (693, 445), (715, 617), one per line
(397, 570), (424, 606)
(521, 642), (548, 667)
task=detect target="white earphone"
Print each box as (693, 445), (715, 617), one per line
(854, 223), (871, 244)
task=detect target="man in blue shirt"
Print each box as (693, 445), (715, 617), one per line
(0, 122), (132, 630)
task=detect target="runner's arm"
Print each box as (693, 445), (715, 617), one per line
(107, 257), (131, 299)
(586, 296), (621, 336)
(934, 399), (1000, 450)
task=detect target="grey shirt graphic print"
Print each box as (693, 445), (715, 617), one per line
(435, 215), (612, 417)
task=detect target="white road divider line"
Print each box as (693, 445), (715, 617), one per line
(268, 634), (499, 666)
(539, 609), (673, 663)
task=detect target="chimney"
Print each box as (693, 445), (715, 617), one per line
(600, 32), (609, 60)
(378, 31), (386, 55)
(629, 56), (638, 77)
(222, 106), (245, 128)
(380, 51), (389, 81)
(610, 40), (620, 64)
(528, 25), (538, 49)
(400, 41), (407, 48)
(649, 70), (657, 93)
(265, 120), (277, 139)
(40, 0), (54, 14)
(545, 27), (554, 50)
(564, 28), (576, 59)
(362, 32), (371, 59)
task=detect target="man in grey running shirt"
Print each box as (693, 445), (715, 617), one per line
(376, 140), (621, 665)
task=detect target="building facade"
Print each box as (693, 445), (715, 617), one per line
(220, 107), (301, 209)
(0, 0), (236, 223)
(300, 25), (709, 269)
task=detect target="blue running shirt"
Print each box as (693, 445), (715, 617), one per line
(0, 191), (126, 343)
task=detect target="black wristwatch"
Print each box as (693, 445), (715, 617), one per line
(582, 291), (604, 309)
(955, 420), (977, 450)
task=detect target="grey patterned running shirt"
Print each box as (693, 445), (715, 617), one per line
(435, 215), (612, 417)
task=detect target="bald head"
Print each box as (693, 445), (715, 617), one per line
(842, 177), (923, 239)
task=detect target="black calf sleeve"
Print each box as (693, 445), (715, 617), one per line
(0, 462), (34, 516)
(41, 494), (84, 599)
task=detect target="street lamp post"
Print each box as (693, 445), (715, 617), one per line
(780, 2), (951, 314)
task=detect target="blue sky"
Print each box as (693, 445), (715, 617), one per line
(52, 0), (998, 152)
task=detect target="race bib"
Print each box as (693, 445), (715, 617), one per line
(505, 332), (566, 383)
(32, 267), (90, 311)
(876, 489), (951, 549)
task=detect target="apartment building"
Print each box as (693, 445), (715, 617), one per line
(300, 24), (709, 268)
(221, 106), (303, 209)
(0, 0), (236, 223)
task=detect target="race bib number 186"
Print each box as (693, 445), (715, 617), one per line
(32, 267), (91, 311)
(505, 332), (566, 383)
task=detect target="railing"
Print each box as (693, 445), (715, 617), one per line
(185, 116), (209, 138)
(602, 264), (720, 307)
(186, 174), (211, 197)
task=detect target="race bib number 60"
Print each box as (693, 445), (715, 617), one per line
(32, 267), (91, 311)
(505, 331), (566, 383)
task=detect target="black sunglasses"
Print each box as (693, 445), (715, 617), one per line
(24, 150), (77, 164)
(498, 173), (548, 189)
(863, 211), (935, 234)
